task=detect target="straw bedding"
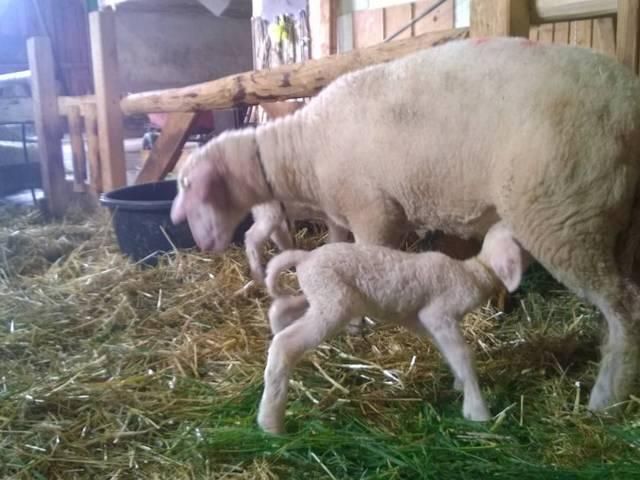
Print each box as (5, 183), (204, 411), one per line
(0, 203), (638, 479)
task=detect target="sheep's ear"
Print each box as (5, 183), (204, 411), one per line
(171, 188), (187, 224)
(490, 242), (523, 293)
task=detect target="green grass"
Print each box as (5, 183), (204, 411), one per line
(0, 205), (639, 479)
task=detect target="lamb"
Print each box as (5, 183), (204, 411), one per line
(171, 37), (640, 412)
(246, 200), (350, 284)
(257, 222), (527, 433)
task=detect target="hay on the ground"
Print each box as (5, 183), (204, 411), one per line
(0, 204), (638, 479)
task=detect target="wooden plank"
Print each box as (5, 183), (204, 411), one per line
(570, 19), (593, 46)
(471, 0), (530, 38)
(89, 7), (126, 192)
(529, 25), (540, 40)
(593, 16), (616, 56)
(413, 0), (454, 36)
(352, 8), (384, 48)
(538, 22), (555, 43)
(531, 0), (617, 23)
(0, 70), (31, 87)
(120, 27), (469, 115)
(617, 0), (640, 73)
(553, 22), (570, 43)
(384, 3), (414, 40)
(27, 37), (68, 217)
(135, 112), (199, 185)
(309, 0), (337, 58)
(83, 103), (102, 194)
(67, 105), (88, 193)
(0, 97), (34, 123)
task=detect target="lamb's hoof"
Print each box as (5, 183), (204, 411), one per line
(257, 414), (285, 435)
(346, 317), (366, 336)
(587, 388), (621, 414)
(463, 402), (491, 422)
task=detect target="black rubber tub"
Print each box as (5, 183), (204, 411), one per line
(100, 180), (252, 266)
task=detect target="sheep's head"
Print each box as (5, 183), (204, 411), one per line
(170, 141), (250, 252)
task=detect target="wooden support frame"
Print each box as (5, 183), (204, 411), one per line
(134, 112), (199, 185)
(89, 7), (126, 192)
(617, 0), (640, 73)
(309, 0), (338, 58)
(27, 36), (69, 217)
(67, 105), (88, 193)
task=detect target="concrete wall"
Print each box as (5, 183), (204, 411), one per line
(114, 5), (253, 94)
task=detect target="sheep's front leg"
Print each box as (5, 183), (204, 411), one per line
(271, 218), (295, 251)
(417, 308), (490, 421)
(258, 306), (350, 434)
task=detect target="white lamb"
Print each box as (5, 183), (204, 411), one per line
(257, 222), (527, 434)
(246, 200), (350, 284)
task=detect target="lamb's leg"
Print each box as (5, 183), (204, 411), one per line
(416, 309), (490, 421)
(271, 218), (295, 251)
(326, 219), (351, 243)
(258, 304), (351, 434)
(245, 219), (278, 284)
(268, 294), (309, 334)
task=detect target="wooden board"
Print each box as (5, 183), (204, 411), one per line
(27, 37), (68, 217)
(89, 8), (126, 192)
(83, 103), (102, 194)
(570, 19), (593, 47)
(531, 0), (617, 23)
(470, 0), (530, 38)
(537, 22), (555, 43)
(384, 3), (414, 40)
(413, 0), (454, 36)
(0, 97), (34, 123)
(67, 105), (88, 192)
(592, 16), (616, 57)
(309, 0), (337, 58)
(553, 21), (570, 43)
(135, 112), (199, 184)
(352, 8), (384, 48)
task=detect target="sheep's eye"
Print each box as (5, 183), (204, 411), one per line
(181, 177), (191, 190)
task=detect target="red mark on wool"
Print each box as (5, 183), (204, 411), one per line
(473, 37), (491, 46)
(520, 38), (539, 47)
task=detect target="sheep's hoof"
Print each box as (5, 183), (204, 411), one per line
(453, 377), (464, 392)
(345, 317), (366, 336)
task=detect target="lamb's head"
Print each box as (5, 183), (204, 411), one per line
(478, 222), (530, 292)
(170, 130), (261, 252)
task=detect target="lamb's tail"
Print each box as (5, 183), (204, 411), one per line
(265, 249), (310, 298)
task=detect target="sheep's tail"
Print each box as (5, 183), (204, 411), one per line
(265, 250), (310, 298)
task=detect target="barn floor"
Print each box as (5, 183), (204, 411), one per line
(1, 204), (639, 479)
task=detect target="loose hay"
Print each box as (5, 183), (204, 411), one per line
(0, 205), (639, 479)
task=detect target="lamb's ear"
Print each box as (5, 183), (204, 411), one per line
(490, 240), (524, 292)
(171, 188), (187, 224)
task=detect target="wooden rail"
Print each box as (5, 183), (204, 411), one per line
(531, 0), (617, 23)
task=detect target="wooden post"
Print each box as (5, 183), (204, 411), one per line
(617, 0), (640, 74)
(470, 0), (530, 38)
(27, 36), (68, 217)
(89, 7), (126, 192)
(83, 103), (103, 194)
(67, 105), (88, 192)
(310, 0), (338, 58)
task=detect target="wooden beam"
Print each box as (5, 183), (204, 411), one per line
(83, 103), (103, 194)
(593, 16), (616, 57)
(471, 0), (530, 38)
(67, 105), (88, 193)
(531, 0), (617, 24)
(27, 37), (69, 217)
(616, 0), (640, 73)
(0, 97), (34, 123)
(135, 112), (199, 184)
(89, 7), (126, 192)
(120, 27), (469, 115)
(0, 70), (31, 87)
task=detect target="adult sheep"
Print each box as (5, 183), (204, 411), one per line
(171, 37), (640, 412)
